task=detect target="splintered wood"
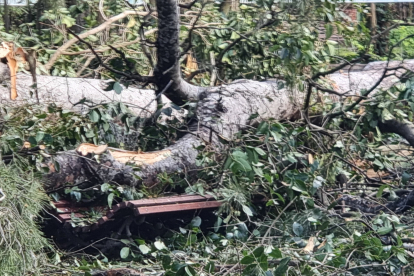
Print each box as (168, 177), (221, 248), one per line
(0, 42), (27, 100)
(76, 143), (171, 166)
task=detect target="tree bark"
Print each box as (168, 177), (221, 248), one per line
(1, 61), (413, 188)
(3, 0), (414, 189)
(154, 0), (204, 105)
(3, 0), (10, 33)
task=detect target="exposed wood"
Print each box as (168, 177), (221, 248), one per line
(76, 143), (171, 166)
(77, 144), (109, 156)
(109, 149), (172, 166)
(371, 3), (377, 33)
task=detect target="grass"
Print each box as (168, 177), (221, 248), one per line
(0, 161), (52, 276)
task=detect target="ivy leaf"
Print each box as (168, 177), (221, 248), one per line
(402, 172), (411, 185)
(274, 257), (290, 275)
(113, 82), (123, 94)
(154, 240), (167, 250)
(190, 216), (202, 227)
(242, 205), (253, 217)
(162, 107), (173, 116)
(254, 147), (266, 156)
(325, 24), (333, 39)
(35, 131), (45, 142)
(230, 31), (240, 40)
(240, 255), (255, 265)
(381, 108), (395, 121)
(139, 244), (151, 254)
(269, 248), (282, 259)
(292, 222), (304, 236)
(89, 110), (100, 123)
(120, 247), (130, 259)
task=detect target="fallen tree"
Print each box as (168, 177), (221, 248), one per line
(1, 0), (414, 189)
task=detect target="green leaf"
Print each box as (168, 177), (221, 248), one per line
(162, 107), (173, 116)
(214, 217), (223, 233)
(325, 24), (333, 39)
(190, 216), (202, 227)
(154, 240), (167, 250)
(292, 181), (307, 193)
(185, 266), (196, 276)
(292, 222), (304, 236)
(89, 110), (100, 123)
(107, 193), (115, 208)
(218, 43), (229, 49)
(104, 82), (115, 91)
(397, 252), (408, 264)
(113, 82), (123, 94)
(205, 262), (215, 273)
(120, 247), (130, 259)
(274, 257), (290, 275)
(85, 130), (95, 138)
(162, 255), (172, 269)
(253, 246), (265, 257)
(232, 151), (252, 171)
(35, 131), (45, 142)
(381, 108), (394, 121)
(402, 172), (411, 185)
(376, 185), (389, 198)
(327, 44), (335, 56)
(139, 244), (151, 254)
(269, 248), (282, 259)
(377, 226), (393, 235)
(254, 147), (266, 156)
(242, 205), (253, 217)
(230, 31), (240, 40)
(240, 255), (255, 265)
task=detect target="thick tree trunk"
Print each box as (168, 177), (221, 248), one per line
(44, 80), (299, 188)
(0, 63), (413, 188)
(3, 0), (414, 189)
(154, 0), (204, 105)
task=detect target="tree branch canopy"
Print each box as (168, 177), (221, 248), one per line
(44, 10), (152, 71)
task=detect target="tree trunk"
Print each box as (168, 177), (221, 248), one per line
(2, 0), (414, 189)
(4, 0), (10, 33)
(0, 61), (413, 188)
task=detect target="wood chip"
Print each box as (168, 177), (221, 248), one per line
(302, 237), (315, 254)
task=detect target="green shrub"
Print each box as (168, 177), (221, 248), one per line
(0, 162), (52, 276)
(390, 26), (414, 59)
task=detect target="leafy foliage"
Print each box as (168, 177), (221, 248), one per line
(0, 163), (51, 276)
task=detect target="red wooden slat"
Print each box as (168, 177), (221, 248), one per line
(136, 201), (222, 215)
(126, 194), (214, 208)
(52, 194), (222, 231)
(58, 213), (84, 220)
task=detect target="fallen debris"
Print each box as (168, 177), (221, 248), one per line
(51, 194), (222, 232)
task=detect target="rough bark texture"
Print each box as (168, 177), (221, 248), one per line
(47, 135), (200, 188)
(379, 119), (414, 147)
(45, 80), (299, 188)
(3, 0), (414, 189)
(154, 0), (204, 104)
(2, 60), (414, 188)
(0, 63), (180, 118)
